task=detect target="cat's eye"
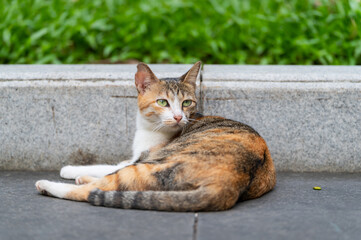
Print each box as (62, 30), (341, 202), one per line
(182, 100), (192, 107)
(157, 99), (169, 107)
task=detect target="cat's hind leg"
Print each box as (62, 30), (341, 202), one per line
(36, 174), (120, 201)
(37, 163), (164, 202)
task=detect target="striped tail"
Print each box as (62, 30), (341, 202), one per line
(88, 187), (223, 212)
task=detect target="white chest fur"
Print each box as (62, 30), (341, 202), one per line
(60, 111), (179, 179)
(131, 111), (178, 161)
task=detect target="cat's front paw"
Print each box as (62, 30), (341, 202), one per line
(60, 165), (78, 179)
(75, 176), (98, 185)
(35, 180), (53, 196)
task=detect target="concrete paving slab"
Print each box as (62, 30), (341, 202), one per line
(196, 172), (361, 240)
(0, 171), (360, 240)
(0, 171), (195, 240)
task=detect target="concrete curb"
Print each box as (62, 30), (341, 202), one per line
(0, 65), (360, 171)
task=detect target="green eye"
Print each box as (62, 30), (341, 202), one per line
(182, 100), (192, 107)
(157, 99), (169, 107)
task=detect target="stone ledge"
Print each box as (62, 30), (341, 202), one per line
(0, 64), (195, 80)
(0, 65), (360, 172)
(202, 65), (361, 82)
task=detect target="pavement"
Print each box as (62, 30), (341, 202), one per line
(0, 171), (360, 240)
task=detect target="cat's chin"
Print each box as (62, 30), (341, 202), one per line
(164, 124), (184, 132)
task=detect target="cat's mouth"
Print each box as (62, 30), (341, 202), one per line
(160, 119), (187, 130)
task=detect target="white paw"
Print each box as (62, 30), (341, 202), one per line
(35, 180), (53, 196)
(60, 165), (78, 179)
(75, 176), (83, 185)
(35, 180), (73, 198)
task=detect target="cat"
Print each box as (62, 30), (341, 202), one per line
(35, 62), (276, 211)
(59, 62), (200, 180)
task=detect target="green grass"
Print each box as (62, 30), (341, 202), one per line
(1, 0), (361, 64)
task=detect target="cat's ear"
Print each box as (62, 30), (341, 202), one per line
(135, 63), (160, 94)
(179, 61), (202, 88)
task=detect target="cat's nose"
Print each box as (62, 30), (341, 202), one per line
(173, 115), (182, 123)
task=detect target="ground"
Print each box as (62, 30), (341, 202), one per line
(1, 171), (360, 240)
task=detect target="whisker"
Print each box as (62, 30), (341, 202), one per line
(152, 126), (161, 132)
(152, 123), (164, 132)
(157, 125), (166, 131)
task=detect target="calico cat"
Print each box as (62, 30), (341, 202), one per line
(35, 62), (276, 211)
(59, 62), (201, 180)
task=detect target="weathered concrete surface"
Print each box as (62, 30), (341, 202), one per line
(1, 171), (360, 240)
(0, 171), (195, 240)
(197, 171), (361, 240)
(0, 64), (196, 80)
(202, 65), (361, 172)
(202, 64), (361, 82)
(0, 79), (137, 170)
(1, 65), (360, 171)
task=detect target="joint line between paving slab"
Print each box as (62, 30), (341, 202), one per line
(192, 213), (199, 240)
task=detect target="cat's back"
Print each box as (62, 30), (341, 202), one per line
(181, 116), (261, 138)
(174, 116), (267, 159)
(152, 116), (272, 172)
(141, 116), (276, 209)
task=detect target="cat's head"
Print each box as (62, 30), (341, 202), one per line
(135, 61), (201, 132)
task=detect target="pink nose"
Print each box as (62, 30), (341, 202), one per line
(173, 115), (182, 123)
